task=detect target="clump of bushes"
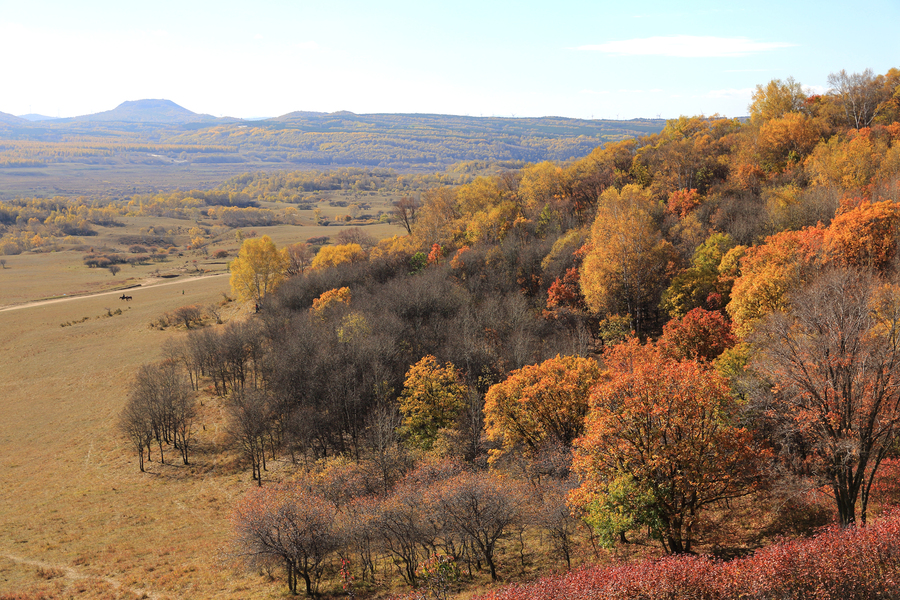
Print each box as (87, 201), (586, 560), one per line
(153, 304), (212, 329)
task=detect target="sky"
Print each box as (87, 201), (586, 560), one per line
(1, 0), (898, 121)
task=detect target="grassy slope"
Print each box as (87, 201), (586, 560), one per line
(0, 274), (287, 599)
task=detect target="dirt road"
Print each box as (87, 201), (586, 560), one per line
(0, 272), (229, 312)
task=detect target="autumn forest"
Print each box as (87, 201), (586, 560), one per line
(5, 67), (900, 599)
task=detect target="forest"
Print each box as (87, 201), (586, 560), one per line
(111, 67), (900, 598)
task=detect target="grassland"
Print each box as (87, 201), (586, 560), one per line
(0, 273), (279, 599)
(0, 204), (407, 598)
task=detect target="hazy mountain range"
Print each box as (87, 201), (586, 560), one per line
(0, 99), (668, 170)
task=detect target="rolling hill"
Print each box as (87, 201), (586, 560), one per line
(0, 99), (668, 174)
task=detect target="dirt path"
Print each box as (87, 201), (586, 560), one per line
(0, 272), (229, 313)
(2, 551), (166, 599)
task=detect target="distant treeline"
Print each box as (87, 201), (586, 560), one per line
(0, 112), (666, 170)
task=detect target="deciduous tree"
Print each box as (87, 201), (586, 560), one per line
(229, 235), (287, 303)
(727, 226), (828, 336)
(430, 471), (525, 581)
(659, 307), (736, 362)
(398, 356), (467, 450)
(310, 243), (367, 270)
(748, 77), (809, 126)
(231, 484), (339, 596)
(484, 354), (601, 453)
(580, 184), (677, 334)
(393, 196), (420, 235)
(752, 269), (900, 526)
(828, 68), (888, 130)
(571, 339), (761, 554)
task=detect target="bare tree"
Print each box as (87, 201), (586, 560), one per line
(827, 68), (888, 130)
(753, 269), (900, 525)
(119, 394), (154, 472)
(284, 242), (314, 277)
(363, 403), (409, 494)
(373, 480), (438, 585)
(392, 196), (420, 235)
(336, 227), (377, 248)
(532, 477), (580, 570)
(122, 361), (195, 467)
(227, 388), (274, 485)
(231, 484), (339, 596)
(108, 264), (121, 276)
(173, 304), (203, 329)
(432, 471), (524, 581)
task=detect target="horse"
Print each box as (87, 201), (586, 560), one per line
(120, 294), (132, 301)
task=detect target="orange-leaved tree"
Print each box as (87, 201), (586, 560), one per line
(727, 226), (828, 336)
(659, 307), (737, 362)
(484, 354), (601, 454)
(826, 199), (900, 272)
(310, 286), (352, 319)
(571, 339), (762, 554)
(310, 242), (367, 270)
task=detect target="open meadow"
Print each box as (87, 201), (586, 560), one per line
(0, 273), (287, 599)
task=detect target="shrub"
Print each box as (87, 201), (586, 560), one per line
(475, 510), (900, 600)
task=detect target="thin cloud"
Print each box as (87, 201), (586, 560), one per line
(577, 36), (795, 58)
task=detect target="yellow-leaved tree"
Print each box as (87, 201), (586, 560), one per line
(579, 184), (677, 335)
(229, 235), (287, 303)
(398, 355), (467, 450)
(310, 243), (367, 270)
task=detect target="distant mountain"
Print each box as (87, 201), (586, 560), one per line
(267, 110), (666, 140)
(0, 111), (26, 125)
(0, 105), (669, 171)
(18, 114), (59, 122)
(70, 99), (226, 124)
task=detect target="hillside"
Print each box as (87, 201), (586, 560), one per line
(0, 111), (25, 125)
(0, 102), (667, 174)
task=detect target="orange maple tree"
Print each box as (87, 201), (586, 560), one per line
(659, 307), (736, 362)
(571, 339), (762, 554)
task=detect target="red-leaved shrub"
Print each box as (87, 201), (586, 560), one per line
(475, 511), (900, 600)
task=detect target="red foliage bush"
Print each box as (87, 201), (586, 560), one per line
(475, 511), (900, 600)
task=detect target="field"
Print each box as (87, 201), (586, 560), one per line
(0, 209), (406, 598)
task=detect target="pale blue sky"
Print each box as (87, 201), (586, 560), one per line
(1, 0), (897, 120)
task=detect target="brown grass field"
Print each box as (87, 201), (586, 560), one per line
(0, 272), (294, 599)
(0, 211), (406, 598)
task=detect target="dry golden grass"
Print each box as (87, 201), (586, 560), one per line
(0, 274), (287, 599)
